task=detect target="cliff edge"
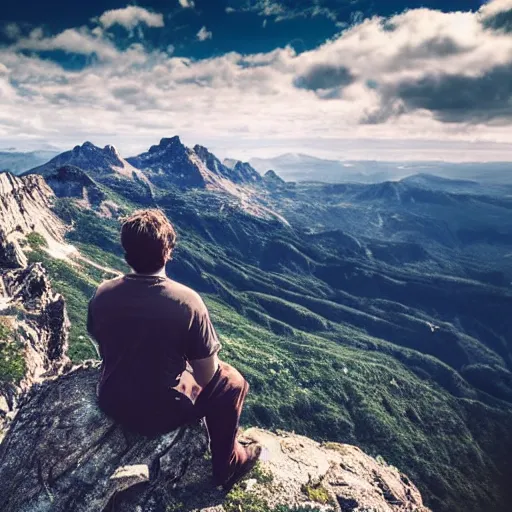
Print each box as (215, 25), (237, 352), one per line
(0, 363), (430, 512)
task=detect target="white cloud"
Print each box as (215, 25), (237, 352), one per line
(2, 0), (512, 161)
(98, 6), (164, 30)
(178, 0), (195, 8)
(197, 26), (213, 41)
(480, 0), (512, 17)
(14, 28), (119, 60)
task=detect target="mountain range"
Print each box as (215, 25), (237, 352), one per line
(1, 136), (511, 512)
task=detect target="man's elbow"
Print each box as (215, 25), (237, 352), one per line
(190, 354), (219, 388)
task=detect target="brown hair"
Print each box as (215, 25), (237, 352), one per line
(121, 209), (177, 274)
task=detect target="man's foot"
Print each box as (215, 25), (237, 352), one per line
(221, 443), (262, 492)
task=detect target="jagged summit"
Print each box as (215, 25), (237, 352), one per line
(193, 144), (262, 184)
(264, 169), (286, 188)
(0, 172), (68, 268)
(128, 138), (263, 190)
(148, 136), (185, 154)
(232, 160), (262, 184)
(27, 141), (140, 179)
(127, 136), (207, 189)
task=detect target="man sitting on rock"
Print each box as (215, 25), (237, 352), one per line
(87, 209), (261, 490)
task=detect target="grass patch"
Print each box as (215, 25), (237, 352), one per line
(250, 462), (274, 485)
(301, 482), (332, 505)
(26, 232), (47, 249)
(0, 317), (25, 383)
(225, 485), (322, 512)
(225, 486), (269, 512)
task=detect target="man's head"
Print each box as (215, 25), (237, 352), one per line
(121, 209), (177, 274)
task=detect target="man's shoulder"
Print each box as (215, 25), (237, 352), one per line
(95, 276), (125, 295)
(163, 279), (205, 311)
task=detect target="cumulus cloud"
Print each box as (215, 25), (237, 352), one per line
(383, 65), (512, 123)
(197, 26), (213, 41)
(14, 28), (119, 60)
(178, 0), (195, 8)
(480, 0), (512, 18)
(294, 64), (355, 92)
(2, 0), (512, 160)
(98, 6), (164, 30)
(480, 0), (512, 32)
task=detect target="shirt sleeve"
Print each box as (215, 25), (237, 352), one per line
(185, 297), (222, 361)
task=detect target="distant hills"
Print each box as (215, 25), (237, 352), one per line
(0, 150), (59, 175)
(249, 153), (512, 186)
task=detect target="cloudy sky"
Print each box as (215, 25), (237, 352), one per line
(2, 0), (512, 161)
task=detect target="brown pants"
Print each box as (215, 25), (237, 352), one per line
(174, 362), (250, 483)
(101, 362), (249, 483)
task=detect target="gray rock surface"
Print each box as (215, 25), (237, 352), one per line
(0, 263), (70, 433)
(0, 364), (208, 512)
(0, 172), (66, 268)
(0, 363), (430, 512)
(41, 164), (106, 206)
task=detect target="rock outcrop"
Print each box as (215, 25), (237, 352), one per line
(0, 172), (66, 268)
(25, 141), (140, 179)
(128, 137), (263, 192)
(0, 263), (70, 434)
(24, 143), (154, 206)
(0, 363), (430, 512)
(41, 164), (106, 206)
(0, 364), (206, 512)
(127, 136), (208, 189)
(263, 169), (286, 189)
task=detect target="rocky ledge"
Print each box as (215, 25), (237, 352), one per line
(0, 263), (70, 434)
(0, 363), (429, 512)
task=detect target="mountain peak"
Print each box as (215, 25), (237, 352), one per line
(25, 141), (138, 180)
(103, 144), (120, 158)
(192, 144), (210, 158)
(150, 136), (183, 152)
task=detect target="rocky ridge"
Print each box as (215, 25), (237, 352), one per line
(0, 172), (72, 433)
(26, 141), (142, 180)
(127, 136), (264, 192)
(0, 263), (70, 434)
(40, 164), (106, 207)
(0, 172), (67, 268)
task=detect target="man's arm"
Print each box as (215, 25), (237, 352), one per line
(185, 294), (221, 388)
(189, 353), (219, 388)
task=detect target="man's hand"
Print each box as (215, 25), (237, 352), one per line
(189, 353), (220, 388)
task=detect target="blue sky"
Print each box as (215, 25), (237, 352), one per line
(2, 0), (512, 161)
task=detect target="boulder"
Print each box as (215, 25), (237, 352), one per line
(0, 364), (208, 512)
(0, 364), (430, 512)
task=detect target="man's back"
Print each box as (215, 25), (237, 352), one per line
(87, 208), (260, 485)
(87, 273), (221, 419)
